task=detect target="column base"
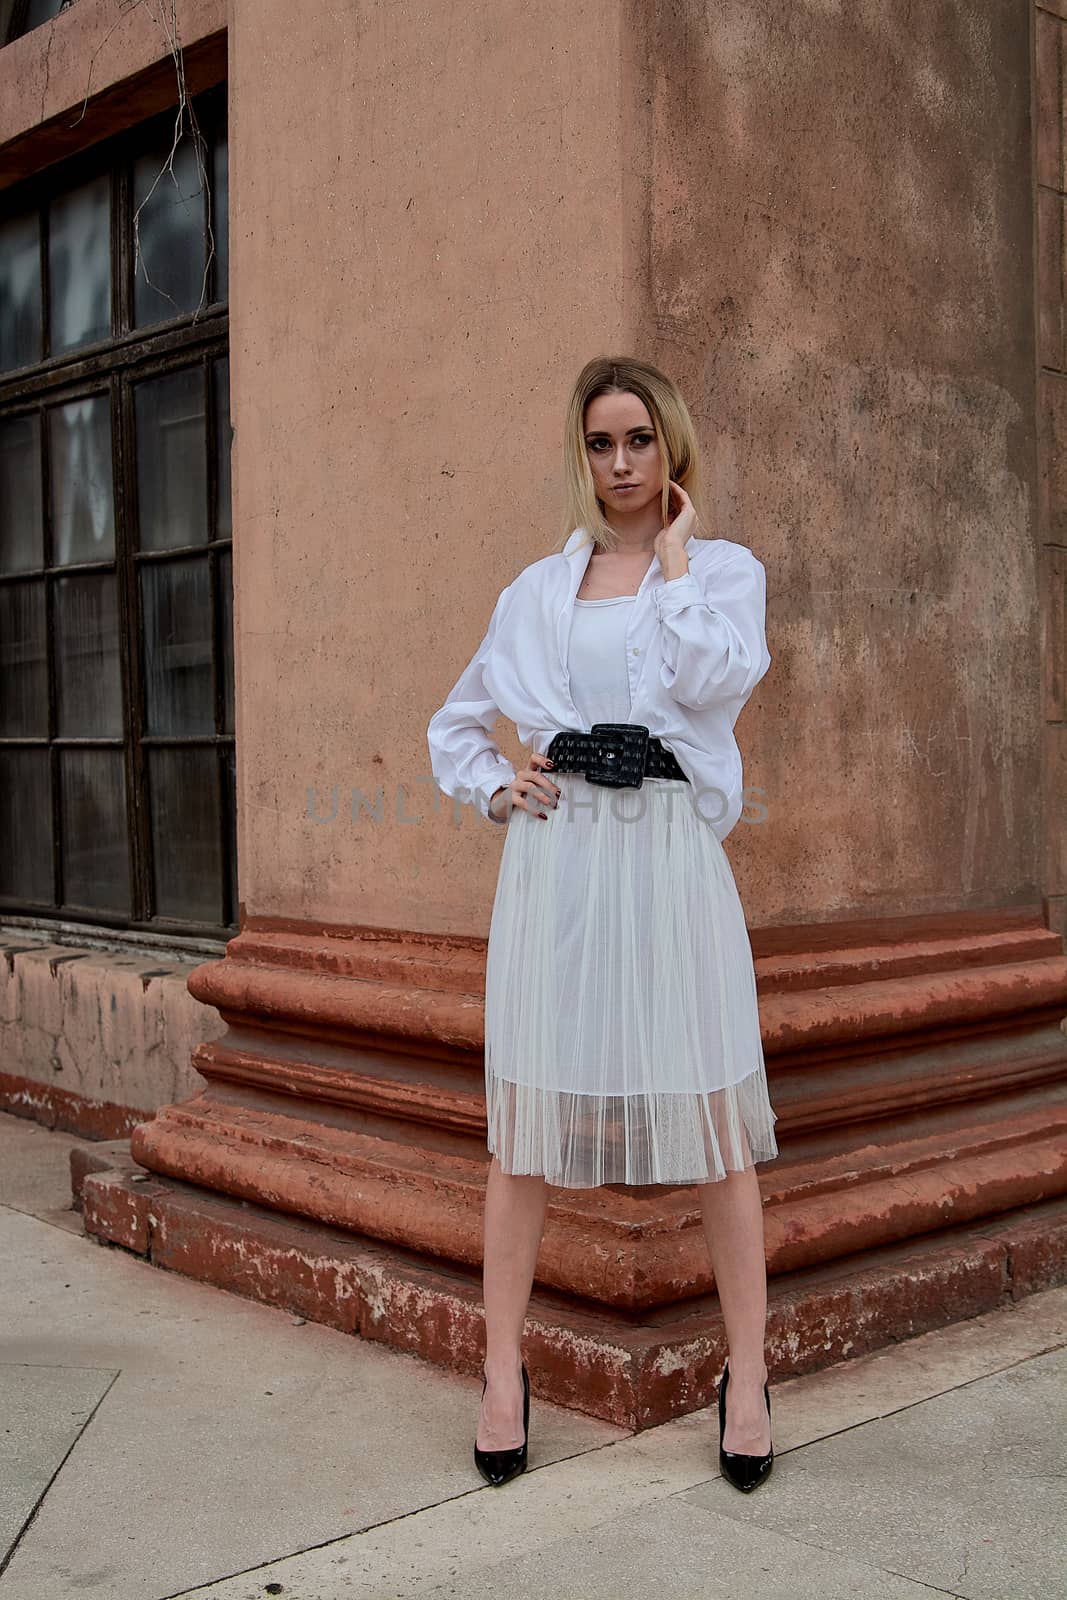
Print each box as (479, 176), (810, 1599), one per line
(73, 1147), (1067, 1430)
(123, 911), (1067, 1313)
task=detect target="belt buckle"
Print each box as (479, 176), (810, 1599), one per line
(587, 723), (649, 789)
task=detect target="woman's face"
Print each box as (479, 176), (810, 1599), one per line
(583, 390), (664, 517)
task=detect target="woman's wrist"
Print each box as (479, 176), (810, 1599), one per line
(488, 785), (510, 823)
(658, 550), (690, 583)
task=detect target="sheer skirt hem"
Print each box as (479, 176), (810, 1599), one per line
(486, 1066), (779, 1190)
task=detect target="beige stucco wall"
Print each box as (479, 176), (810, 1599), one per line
(228, 0), (655, 932)
(226, 0), (1041, 937)
(638, 2), (1038, 926)
(0, 937), (223, 1127)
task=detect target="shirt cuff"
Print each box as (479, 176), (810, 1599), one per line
(653, 572), (704, 615)
(477, 764), (516, 823)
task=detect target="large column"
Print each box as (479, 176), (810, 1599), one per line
(1037, 0), (1067, 935)
(80, 0), (1067, 1428)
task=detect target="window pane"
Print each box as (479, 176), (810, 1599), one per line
(148, 745), (222, 922)
(141, 557), (213, 734)
(224, 742), (236, 923)
(20, 1), (69, 34)
(132, 134), (207, 327)
(59, 747), (129, 913)
(135, 367), (207, 550)
(48, 173), (111, 356)
(0, 580), (47, 736)
(49, 395), (115, 564)
(212, 129), (228, 303)
(0, 749), (52, 903)
(219, 547), (233, 734)
(0, 414), (44, 573)
(213, 355), (231, 538)
(55, 573), (122, 737)
(0, 212), (42, 373)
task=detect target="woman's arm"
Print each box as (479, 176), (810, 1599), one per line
(653, 548), (771, 711)
(427, 586), (516, 824)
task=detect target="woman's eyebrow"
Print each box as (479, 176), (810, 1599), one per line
(583, 425), (653, 440)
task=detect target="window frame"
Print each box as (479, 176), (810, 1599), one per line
(0, 83), (236, 939)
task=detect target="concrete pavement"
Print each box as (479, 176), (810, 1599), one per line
(1, 1109), (1064, 1600)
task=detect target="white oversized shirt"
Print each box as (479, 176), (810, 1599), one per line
(426, 527), (771, 841)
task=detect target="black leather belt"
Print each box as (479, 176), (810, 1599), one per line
(545, 723), (688, 789)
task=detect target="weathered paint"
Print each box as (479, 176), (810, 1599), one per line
(76, 1159), (1067, 1429)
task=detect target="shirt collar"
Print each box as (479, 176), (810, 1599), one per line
(562, 525), (699, 562)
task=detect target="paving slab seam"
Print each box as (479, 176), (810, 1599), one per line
(431, 1497), (975, 1600)
(0, 1199), (80, 1226)
(148, 1478), (568, 1600)
(0, 1369), (122, 1584)
(412, 1503), (971, 1600)
(130, 1413), (681, 1595)
(157, 1463), (970, 1600)
(749, 1334), (1067, 1441)
(148, 1431), (728, 1600)
(0, 1359), (119, 1375)
(156, 1499), (695, 1600)
(672, 1469), (1029, 1600)
(153, 1405), (882, 1600)
(522, 1323), (1067, 1468)
(671, 1489), (972, 1600)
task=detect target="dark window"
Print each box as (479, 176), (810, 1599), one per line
(0, 86), (235, 936)
(4, 1), (77, 45)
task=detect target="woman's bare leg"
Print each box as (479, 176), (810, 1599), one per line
(477, 1154), (550, 1450)
(696, 1158), (771, 1455)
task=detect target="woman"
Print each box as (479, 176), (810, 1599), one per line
(427, 355), (778, 1494)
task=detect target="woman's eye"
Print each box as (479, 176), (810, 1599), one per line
(588, 435), (654, 451)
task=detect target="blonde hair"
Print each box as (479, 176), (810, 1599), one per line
(556, 355), (711, 553)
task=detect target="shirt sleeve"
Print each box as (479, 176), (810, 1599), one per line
(427, 586), (516, 824)
(652, 549), (772, 711)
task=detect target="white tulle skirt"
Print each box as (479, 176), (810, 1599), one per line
(483, 771), (779, 1189)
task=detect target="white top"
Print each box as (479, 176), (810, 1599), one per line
(568, 595), (635, 726)
(426, 528), (771, 842)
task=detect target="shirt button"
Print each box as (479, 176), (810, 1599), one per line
(632, 647), (641, 656)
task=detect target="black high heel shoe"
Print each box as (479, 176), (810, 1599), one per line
(474, 1361), (530, 1487)
(718, 1358), (773, 1492)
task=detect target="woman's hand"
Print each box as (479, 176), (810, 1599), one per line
(654, 480), (699, 581)
(489, 751), (561, 823)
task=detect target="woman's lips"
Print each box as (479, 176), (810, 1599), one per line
(612, 484), (639, 492)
